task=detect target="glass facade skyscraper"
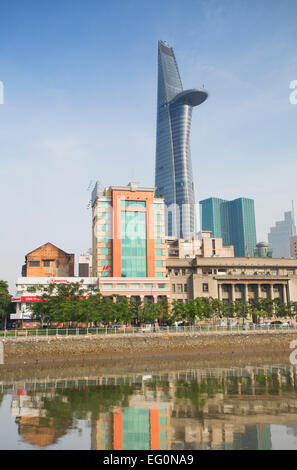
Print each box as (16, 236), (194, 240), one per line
(268, 210), (296, 258)
(155, 40), (208, 238)
(200, 197), (257, 257)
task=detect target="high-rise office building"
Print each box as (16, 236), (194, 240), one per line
(290, 235), (297, 259)
(91, 181), (170, 301)
(199, 197), (257, 257)
(268, 209), (296, 258)
(155, 40), (208, 239)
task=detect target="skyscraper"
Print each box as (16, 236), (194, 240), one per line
(199, 197), (257, 257)
(268, 208), (296, 258)
(155, 40), (208, 239)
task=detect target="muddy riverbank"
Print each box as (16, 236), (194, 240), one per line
(0, 330), (296, 372)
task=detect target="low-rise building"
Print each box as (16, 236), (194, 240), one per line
(167, 256), (297, 304)
(78, 252), (93, 277)
(254, 242), (273, 258)
(22, 242), (75, 277)
(11, 277), (98, 321)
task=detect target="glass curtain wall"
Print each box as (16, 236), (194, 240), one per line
(121, 211), (147, 277)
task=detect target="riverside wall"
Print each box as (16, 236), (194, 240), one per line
(0, 330), (297, 365)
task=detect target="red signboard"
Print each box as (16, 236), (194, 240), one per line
(20, 296), (43, 303)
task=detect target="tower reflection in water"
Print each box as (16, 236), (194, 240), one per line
(3, 365), (297, 450)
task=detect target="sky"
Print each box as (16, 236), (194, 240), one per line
(0, 0), (297, 292)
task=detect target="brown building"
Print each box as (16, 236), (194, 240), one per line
(22, 242), (75, 277)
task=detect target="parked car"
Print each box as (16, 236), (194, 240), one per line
(280, 322), (290, 328)
(257, 322), (271, 328)
(107, 324), (122, 329)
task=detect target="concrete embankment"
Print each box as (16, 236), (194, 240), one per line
(0, 330), (296, 366)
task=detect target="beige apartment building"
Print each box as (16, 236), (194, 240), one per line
(166, 231), (234, 259)
(167, 256), (297, 304)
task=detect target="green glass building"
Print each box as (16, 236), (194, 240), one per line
(199, 197), (257, 257)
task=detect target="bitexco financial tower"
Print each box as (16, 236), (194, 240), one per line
(155, 40), (208, 238)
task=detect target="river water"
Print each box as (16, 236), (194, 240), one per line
(0, 360), (297, 450)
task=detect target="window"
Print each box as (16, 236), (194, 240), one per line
(101, 237), (109, 244)
(184, 284), (188, 292)
(155, 214), (161, 222)
(101, 247), (109, 255)
(121, 200), (146, 207)
(101, 201), (109, 208)
(158, 283), (166, 288)
(155, 260), (163, 268)
(43, 260), (51, 267)
(203, 269), (212, 275)
(154, 203), (162, 211)
(155, 248), (162, 256)
(116, 284), (127, 289)
(182, 269), (186, 275)
(156, 272), (163, 278)
(203, 283), (209, 292)
(172, 284), (176, 293)
(155, 237), (162, 245)
(29, 261), (40, 267)
(177, 284), (183, 293)
(101, 260), (109, 268)
(155, 225), (161, 233)
(101, 212), (108, 219)
(101, 224), (108, 232)
(130, 283), (140, 289)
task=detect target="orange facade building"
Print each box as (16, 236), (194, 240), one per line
(91, 182), (170, 303)
(22, 242), (75, 277)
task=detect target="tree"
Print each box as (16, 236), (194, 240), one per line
(28, 281), (101, 326)
(0, 281), (12, 329)
(171, 300), (186, 324)
(155, 297), (169, 325)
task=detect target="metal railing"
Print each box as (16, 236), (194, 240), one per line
(0, 323), (296, 338)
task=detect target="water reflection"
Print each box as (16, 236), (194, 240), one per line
(1, 364), (297, 450)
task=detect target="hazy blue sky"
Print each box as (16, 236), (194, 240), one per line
(1, 0), (297, 291)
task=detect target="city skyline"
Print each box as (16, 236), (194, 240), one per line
(0, 0), (297, 291)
